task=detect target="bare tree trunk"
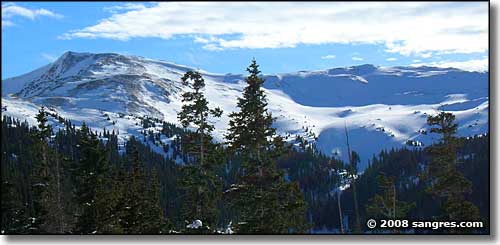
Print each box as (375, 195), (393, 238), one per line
(352, 181), (361, 232)
(199, 132), (204, 165)
(345, 123), (361, 233)
(55, 150), (64, 233)
(199, 114), (205, 166)
(392, 184), (396, 219)
(392, 183), (398, 234)
(337, 192), (344, 234)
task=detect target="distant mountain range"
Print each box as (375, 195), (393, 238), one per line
(1, 51), (489, 170)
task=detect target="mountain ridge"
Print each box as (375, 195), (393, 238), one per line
(1, 51), (489, 170)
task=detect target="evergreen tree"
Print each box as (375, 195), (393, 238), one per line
(178, 70), (222, 165)
(117, 146), (144, 234)
(177, 71), (223, 232)
(30, 107), (51, 233)
(425, 112), (481, 225)
(30, 107), (68, 233)
(365, 173), (415, 220)
(178, 164), (222, 233)
(71, 123), (120, 234)
(226, 59), (276, 166)
(1, 112), (488, 235)
(144, 168), (168, 233)
(118, 144), (165, 234)
(1, 117), (34, 234)
(225, 59), (307, 233)
(1, 165), (31, 234)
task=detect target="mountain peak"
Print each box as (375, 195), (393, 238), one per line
(1, 51), (489, 170)
(56, 51), (95, 63)
(349, 64), (378, 69)
(347, 64), (379, 75)
(61, 50), (91, 56)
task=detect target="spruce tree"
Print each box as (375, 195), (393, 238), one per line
(177, 71), (223, 232)
(425, 112), (481, 225)
(120, 145), (148, 233)
(225, 59), (307, 233)
(143, 167), (168, 233)
(178, 70), (222, 165)
(30, 107), (51, 233)
(72, 123), (120, 234)
(31, 107), (67, 233)
(365, 173), (415, 220)
(1, 116), (33, 234)
(118, 144), (165, 234)
(226, 59), (275, 166)
(1, 166), (31, 234)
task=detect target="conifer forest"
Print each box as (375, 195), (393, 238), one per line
(1, 60), (489, 235)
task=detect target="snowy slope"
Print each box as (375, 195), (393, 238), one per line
(1, 51), (489, 170)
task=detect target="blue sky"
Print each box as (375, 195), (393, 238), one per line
(2, 2), (488, 79)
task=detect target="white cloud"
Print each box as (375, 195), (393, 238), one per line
(41, 53), (57, 62)
(419, 52), (433, 58)
(60, 2), (487, 56)
(411, 58), (488, 72)
(352, 57), (364, 61)
(2, 19), (14, 27)
(386, 57), (397, 61)
(2, 3), (62, 27)
(103, 3), (146, 13)
(321, 54), (336, 59)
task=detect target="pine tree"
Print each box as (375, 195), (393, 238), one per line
(425, 112), (481, 226)
(178, 70), (222, 165)
(1, 166), (31, 234)
(1, 116), (34, 234)
(30, 107), (51, 233)
(143, 168), (168, 233)
(177, 71), (223, 233)
(71, 123), (120, 234)
(225, 59), (307, 233)
(30, 107), (67, 233)
(365, 173), (415, 220)
(178, 165), (222, 233)
(226, 59), (276, 166)
(118, 144), (165, 234)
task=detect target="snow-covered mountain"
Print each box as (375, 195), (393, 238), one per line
(1, 51), (489, 170)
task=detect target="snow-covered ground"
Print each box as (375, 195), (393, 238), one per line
(1, 51), (489, 170)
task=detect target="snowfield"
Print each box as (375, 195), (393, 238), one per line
(1, 51), (489, 170)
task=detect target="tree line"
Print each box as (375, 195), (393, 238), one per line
(1, 59), (489, 234)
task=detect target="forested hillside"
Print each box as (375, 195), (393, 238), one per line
(1, 60), (489, 234)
